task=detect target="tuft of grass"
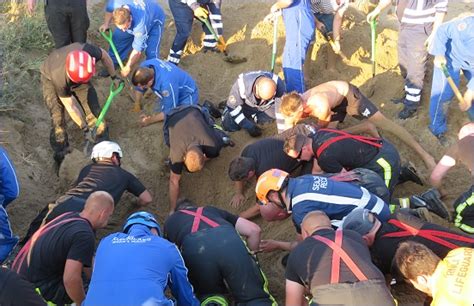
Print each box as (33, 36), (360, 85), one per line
(0, 2), (54, 107)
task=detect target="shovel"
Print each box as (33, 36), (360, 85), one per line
(197, 16), (247, 64)
(370, 19), (377, 77)
(440, 64), (465, 106)
(99, 30), (139, 111)
(271, 13), (278, 73)
(83, 79), (125, 155)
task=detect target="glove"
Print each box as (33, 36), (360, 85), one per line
(194, 7), (208, 19)
(247, 125), (262, 137)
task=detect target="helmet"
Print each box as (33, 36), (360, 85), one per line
(255, 169), (289, 205)
(66, 50), (96, 83)
(91, 141), (123, 161)
(123, 211), (161, 235)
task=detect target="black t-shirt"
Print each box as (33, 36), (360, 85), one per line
(41, 43), (103, 98)
(19, 213), (95, 303)
(285, 229), (384, 289)
(311, 130), (379, 173)
(371, 212), (474, 274)
(66, 162), (146, 205)
(168, 107), (223, 174)
(164, 206), (239, 247)
(241, 138), (300, 177)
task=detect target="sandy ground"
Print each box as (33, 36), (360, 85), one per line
(1, 0), (474, 304)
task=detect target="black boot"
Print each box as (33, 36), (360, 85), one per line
(398, 103), (419, 119)
(399, 164), (423, 185)
(418, 188), (451, 220)
(202, 100), (222, 118)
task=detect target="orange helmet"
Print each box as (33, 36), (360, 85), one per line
(66, 50), (96, 83)
(255, 169), (289, 205)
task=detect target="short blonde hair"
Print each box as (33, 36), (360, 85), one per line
(113, 7), (131, 26)
(184, 147), (205, 173)
(280, 92), (303, 117)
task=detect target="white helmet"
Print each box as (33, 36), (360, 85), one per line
(91, 141), (123, 161)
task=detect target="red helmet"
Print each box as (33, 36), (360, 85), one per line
(66, 50), (96, 83)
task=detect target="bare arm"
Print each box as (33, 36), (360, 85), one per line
(271, 0), (294, 12)
(259, 239), (299, 252)
(285, 280), (306, 306)
(332, 5), (347, 42)
(169, 171), (181, 214)
(426, 12), (446, 49)
(139, 112), (165, 127)
(430, 154), (456, 189)
(27, 0), (37, 14)
(367, 0), (392, 22)
(59, 96), (87, 129)
(63, 259), (85, 305)
(137, 190), (152, 206)
(312, 159), (323, 174)
(122, 49), (142, 77)
(235, 217), (261, 252)
(230, 180), (246, 208)
(100, 48), (116, 77)
(100, 12), (113, 32)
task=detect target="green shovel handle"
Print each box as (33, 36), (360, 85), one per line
(370, 19), (377, 76)
(92, 80), (125, 136)
(100, 30), (125, 70)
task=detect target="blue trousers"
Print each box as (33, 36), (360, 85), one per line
(222, 108), (274, 132)
(429, 64), (474, 136)
(109, 24), (163, 66)
(168, 0), (222, 64)
(282, 9), (315, 93)
(0, 197), (18, 263)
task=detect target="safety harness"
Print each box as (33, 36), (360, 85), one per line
(312, 230), (368, 283)
(315, 129), (382, 158)
(12, 212), (86, 273)
(179, 207), (220, 233)
(382, 219), (474, 249)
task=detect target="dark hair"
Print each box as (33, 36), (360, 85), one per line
(228, 157), (255, 181)
(176, 198), (197, 211)
(131, 67), (154, 86)
(394, 241), (441, 281)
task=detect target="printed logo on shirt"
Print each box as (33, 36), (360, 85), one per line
(457, 22), (467, 32)
(162, 90), (170, 97)
(312, 176), (328, 191)
(112, 236), (152, 244)
(362, 108), (371, 117)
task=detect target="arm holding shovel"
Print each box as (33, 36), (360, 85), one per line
(366, 0), (391, 23)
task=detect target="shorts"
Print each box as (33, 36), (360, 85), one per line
(311, 279), (395, 306)
(331, 84), (379, 122)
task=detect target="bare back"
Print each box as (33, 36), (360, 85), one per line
(302, 81), (350, 123)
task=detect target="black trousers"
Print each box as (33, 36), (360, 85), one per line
(44, 0), (89, 49)
(0, 267), (46, 306)
(181, 226), (275, 305)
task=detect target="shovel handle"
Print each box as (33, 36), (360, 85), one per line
(271, 14), (278, 73)
(441, 64), (465, 105)
(95, 80), (125, 129)
(370, 20), (377, 77)
(100, 30), (125, 70)
(196, 16), (227, 54)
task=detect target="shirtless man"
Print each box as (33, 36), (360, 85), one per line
(277, 80), (436, 170)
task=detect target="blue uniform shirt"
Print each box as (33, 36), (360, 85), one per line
(84, 225), (199, 306)
(140, 59), (199, 115)
(430, 16), (474, 90)
(0, 146), (19, 207)
(106, 0), (166, 52)
(286, 175), (390, 232)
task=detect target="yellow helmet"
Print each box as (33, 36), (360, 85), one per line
(255, 169), (289, 205)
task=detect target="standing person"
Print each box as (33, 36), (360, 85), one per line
(84, 211), (199, 306)
(285, 211), (395, 306)
(131, 59), (199, 126)
(12, 191), (115, 306)
(367, 0), (447, 119)
(394, 241), (474, 306)
(428, 15), (474, 143)
(167, 0), (223, 65)
(27, 0), (89, 49)
(343, 208), (474, 275)
(278, 80), (436, 170)
(41, 43), (116, 165)
(165, 106), (231, 214)
(266, 0), (315, 93)
(165, 199), (277, 305)
(99, 0), (166, 77)
(221, 70), (286, 137)
(430, 123), (474, 233)
(0, 146), (20, 264)
(22, 141), (152, 244)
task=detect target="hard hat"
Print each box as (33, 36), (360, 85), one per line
(255, 169), (289, 205)
(66, 50), (96, 83)
(123, 211), (161, 235)
(91, 141), (123, 160)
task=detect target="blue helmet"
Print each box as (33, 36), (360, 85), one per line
(123, 211), (161, 236)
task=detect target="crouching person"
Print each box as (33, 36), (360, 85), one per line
(285, 211), (396, 306)
(84, 211), (199, 306)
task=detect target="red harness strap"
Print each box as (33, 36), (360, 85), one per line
(179, 207), (220, 233)
(382, 219), (474, 249)
(12, 212), (85, 273)
(316, 129), (382, 158)
(313, 230), (368, 284)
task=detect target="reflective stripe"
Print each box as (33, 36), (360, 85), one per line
(404, 7), (435, 16)
(229, 105), (242, 116)
(35, 288), (59, 306)
(209, 14), (222, 20)
(370, 194), (386, 216)
(455, 192), (474, 233)
(237, 74), (247, 99)
(203, 41), (217, 47)
(399, 198), (411, 209)
(376, 158), (392, 188)
(401, 16), (435, 24)
(204, 34), (214, 39)
(201, 296), (228, 306)
(211, 22), (223, 28)
(272, 73), (279, 84)
(167, 56), (180, 64)
(234, 113), (246, 124)
(404, 86), (421, 95)
(406, 94), (421, 102)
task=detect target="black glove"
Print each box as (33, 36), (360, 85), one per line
(247, 125), (262, 137)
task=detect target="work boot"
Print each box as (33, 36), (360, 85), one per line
(218, 100), (227, 110)
(203, 100), (222, 118)
(413, 207), (433, 223)
(399, 164), (423, 185)
(203, 46), (219, 53)
(398, 103), (418, 119)
(419, 188), (450, 220)
(391, 96), (405, 104)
